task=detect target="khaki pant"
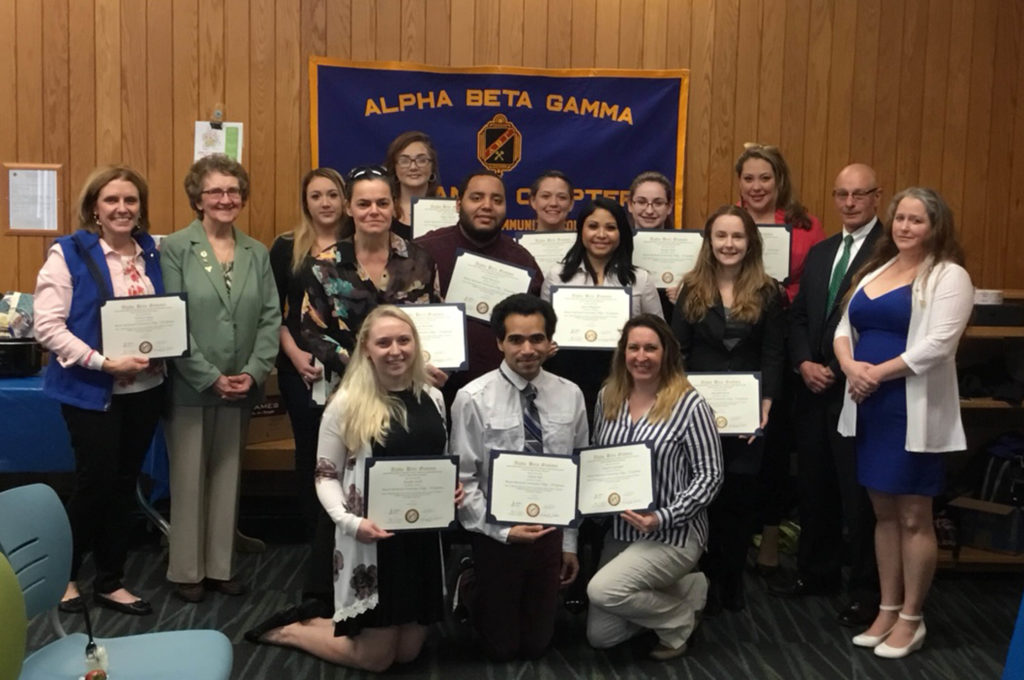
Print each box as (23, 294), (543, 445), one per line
(586, 535), (706, 649)
(164, 405), (249, 584)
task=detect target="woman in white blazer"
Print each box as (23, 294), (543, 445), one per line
(834, 187), (973, 660)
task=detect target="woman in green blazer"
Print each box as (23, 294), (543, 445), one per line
(160, 154), (280, 603)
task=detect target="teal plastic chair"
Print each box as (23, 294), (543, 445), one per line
(0, 484), (233, 680)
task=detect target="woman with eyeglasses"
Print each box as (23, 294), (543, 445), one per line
(160, 154), (280, 603)
(529, 170), (576, 232)
(269, 168), (346, 538)
(627, 171), (674, 231)
(383, 131), (442, 241)
(671, 205), (785, 614)
(734, 143), (825, 581)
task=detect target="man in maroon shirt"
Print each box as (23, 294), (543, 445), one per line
(415, 171), (543, 402)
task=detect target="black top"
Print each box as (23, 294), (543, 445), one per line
(390, 217), (413, 242)
(371, 389), (447, 457)
(671, 285), (786, 401)
(269, 235), (314, 375)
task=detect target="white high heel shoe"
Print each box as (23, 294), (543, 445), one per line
(851, 603), (902, 648)
(874, 612), (926, 658)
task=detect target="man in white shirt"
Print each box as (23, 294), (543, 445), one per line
(450, 293), (589, 660)
(775, 164), (882, 626)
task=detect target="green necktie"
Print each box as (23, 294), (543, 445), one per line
(826, 234), (854, 312)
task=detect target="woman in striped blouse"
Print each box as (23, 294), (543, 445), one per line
(585, 314), (724, 661)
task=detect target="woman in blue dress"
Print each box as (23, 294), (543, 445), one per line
(834, 187), (973, 659)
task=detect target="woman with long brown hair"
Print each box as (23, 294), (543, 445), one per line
(671, 205), (785, 613)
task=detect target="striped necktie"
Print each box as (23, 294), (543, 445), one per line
(826, 234), (854, 312)
(521, 383), (544, 454)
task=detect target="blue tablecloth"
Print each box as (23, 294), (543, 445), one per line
(0, 373), (169, 500)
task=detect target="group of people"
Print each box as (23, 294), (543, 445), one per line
(31, 129), (974, 669)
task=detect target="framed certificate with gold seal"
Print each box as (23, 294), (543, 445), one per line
(363, 456), (459, 532)
(400, 303), (468, 371)
(99, 293), (190, 359)
(486, 451), (579, 527)
(686, 372), (762, 436)
(549, 285), (631, 350)
(576, 443), (655, 517)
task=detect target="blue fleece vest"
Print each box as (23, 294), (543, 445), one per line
(42, 230), (164, 411)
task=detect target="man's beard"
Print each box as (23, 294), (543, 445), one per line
(458, 209), (506, 243)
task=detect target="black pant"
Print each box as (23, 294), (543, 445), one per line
(277, 368), (325, 535)
(61, 385), (163, 593)
(704, 467), (761, 601)
(794, 384), (877, 597)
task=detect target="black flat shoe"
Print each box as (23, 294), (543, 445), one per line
(58, 596), (85, 613)
(244, 605), (306, 644)
(94, 592), (153, 616)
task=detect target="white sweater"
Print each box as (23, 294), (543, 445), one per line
(835, 258), (974, 452)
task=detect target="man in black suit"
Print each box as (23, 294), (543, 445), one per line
(771, 164), (883, 627)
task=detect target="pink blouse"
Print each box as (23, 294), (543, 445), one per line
(34, 239), (164, 394)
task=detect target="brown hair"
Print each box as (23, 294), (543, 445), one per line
(679, 205), (776, 324)
(847, 187), (966, 300)
(734, 143), (812, 230)
(77, 165), (150, 234)
(183, 154), (250, 217)
(289, 167), (345, 272)
(384, 130), (441, 220)
(601, 314), (692, 423)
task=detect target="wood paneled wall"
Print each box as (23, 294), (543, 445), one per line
(3, 0), (1023, 293)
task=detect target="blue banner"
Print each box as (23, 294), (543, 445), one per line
(311, 59), (689, 229)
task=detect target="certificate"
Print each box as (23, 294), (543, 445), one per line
(515, 232), (576, 277)
(99, 293), (189, 359)
(411, 197), (458, 239)
(445, 250), (535, 323)
(401, 303), (468, 371)
(687, 372), (762, 436)
(632, 230), (704, 288)
(364, 456), (458, 532)
(576, 443), (655, 516)
(549, 285), (630, 349)
(757, 225), (792, 283)
(486, 451), (579, 527)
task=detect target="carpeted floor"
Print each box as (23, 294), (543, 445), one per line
(26, 536), (1019, 680)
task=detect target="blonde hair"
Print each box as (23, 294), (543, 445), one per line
(601, 315), (692, 423)
(679, 205), (776, 324)
(333, 305), (430, 451)
(290, 168), (345, 272)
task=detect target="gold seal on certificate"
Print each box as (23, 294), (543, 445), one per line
(550, 286), (630, 350)
(401, 303), (468, 371)
(688, 372), (762, 436)
(577, 443), (654, 516)
(633, 230), (704, 288)
(364, 456), (458, 532)
(446, 250), (534, 323)
(100, 293), (189, 359)
(487, 451), (579, 527)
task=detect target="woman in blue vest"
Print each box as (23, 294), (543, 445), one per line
(33, 165), (165, 616)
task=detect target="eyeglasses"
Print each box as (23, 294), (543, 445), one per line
(200, 187), (242, 199)
(346, 165), (388, 181)
(396, 154), (431, 169)
(632, 198), (669, 210)
(832, 188), (878, 201)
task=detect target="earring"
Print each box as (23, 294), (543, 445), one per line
(93, 213), (100, 225)
(428, 172), (437, 184)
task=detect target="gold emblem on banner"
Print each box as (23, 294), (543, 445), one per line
(476, 114), (522, 176)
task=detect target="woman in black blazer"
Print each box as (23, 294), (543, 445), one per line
(671, 205), (785, 613)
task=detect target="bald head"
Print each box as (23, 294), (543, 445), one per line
(833, 164), (880, 230)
